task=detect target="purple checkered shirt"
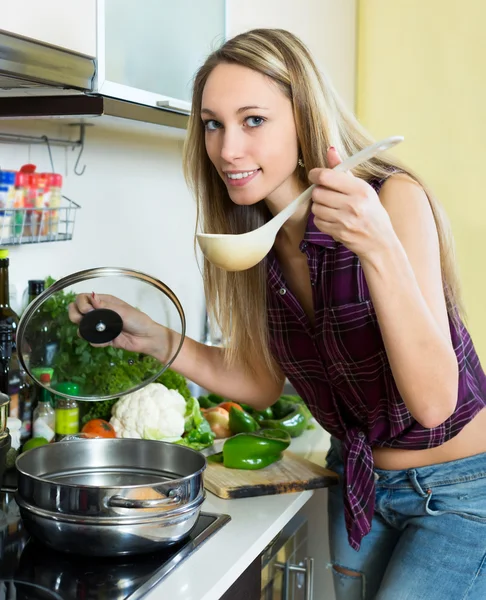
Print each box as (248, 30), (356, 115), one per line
(266, 183), (486, 551)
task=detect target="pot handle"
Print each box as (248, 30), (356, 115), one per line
(107, 489), (181, 509)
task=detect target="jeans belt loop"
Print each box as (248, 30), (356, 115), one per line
(407, 468), (429, 497)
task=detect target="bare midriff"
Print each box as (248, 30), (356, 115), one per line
(372, 406), (486, 470)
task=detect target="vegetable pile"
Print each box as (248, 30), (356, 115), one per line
(198, 393), (313, 438)
(33, 278), (314, 460)
(198, 393), (314, 470)
(31, 278), (214, 451)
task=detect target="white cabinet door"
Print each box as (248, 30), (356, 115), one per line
(0, 0), (97, 57)
(99, 0), (225, 108)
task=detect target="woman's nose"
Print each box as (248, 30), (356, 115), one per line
(220, 128), (246, 163)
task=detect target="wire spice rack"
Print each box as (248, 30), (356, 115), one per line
(0, 196), (80, 246)
(0, 124), (88, 246)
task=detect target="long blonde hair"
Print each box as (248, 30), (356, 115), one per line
(183, 28), (463, 378)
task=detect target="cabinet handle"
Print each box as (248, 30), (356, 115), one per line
(276, 556), (314, 600)
(156, 99), (191, 115)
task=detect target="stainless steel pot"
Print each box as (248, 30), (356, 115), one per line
(16, 438), (207, 556)
(14, 267), (212, 557)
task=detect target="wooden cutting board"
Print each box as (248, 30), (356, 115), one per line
(204, 451), (338, 499)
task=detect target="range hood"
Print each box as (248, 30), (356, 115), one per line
(0, 32), (189, 130)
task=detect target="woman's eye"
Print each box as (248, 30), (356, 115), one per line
(246, 116), (265, 128)
(204, 119), (222, 131)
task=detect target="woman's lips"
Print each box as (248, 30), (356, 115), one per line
(225, 169), (261, 187)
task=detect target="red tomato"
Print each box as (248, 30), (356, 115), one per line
(81, 419), (116, 438)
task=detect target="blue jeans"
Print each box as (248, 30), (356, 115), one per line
(326, 437), (486, 599)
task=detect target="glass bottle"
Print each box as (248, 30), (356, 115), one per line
(13, 171), (28, 239)
(25, 279), (58, 369)
(53, 382), (80, 441)
(32, 372), (55, 442)
(0, 325), (11, 397)
(47, 173), (62, 236)
(27, 279), (45, 306)
(9, 347), (35, 442)
(0, 249), (19, 349)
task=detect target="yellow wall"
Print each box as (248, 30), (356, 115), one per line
(357, 0), (486, 358)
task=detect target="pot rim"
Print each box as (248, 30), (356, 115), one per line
(0, 393), (9, 409)
(16, 438), (207, 489)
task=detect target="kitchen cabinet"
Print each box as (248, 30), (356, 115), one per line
(216, 514), (315, 600)
(220, 556), (262, 600)
(98, 0), (226, 112)
(0, 0), (225, 116)
(0, 0), (97, 57)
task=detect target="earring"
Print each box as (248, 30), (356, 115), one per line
(298, 158), (305, 168)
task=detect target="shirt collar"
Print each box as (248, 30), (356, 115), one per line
(303, 213), (338, 249)
(266, 212), (338, 281)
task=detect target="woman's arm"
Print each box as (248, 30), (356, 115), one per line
(69, 293), (284, 409)
(360, 174), (458, 428)
(154, 329), (285, 410)
(309, 159), (458, 429)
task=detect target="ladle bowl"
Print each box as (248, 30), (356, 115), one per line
(197, 136), (404, 271)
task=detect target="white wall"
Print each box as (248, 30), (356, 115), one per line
(226, 0), (357, 109)
(0, 118), (207, 344)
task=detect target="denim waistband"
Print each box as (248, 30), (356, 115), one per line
(329, 436), (486, 488)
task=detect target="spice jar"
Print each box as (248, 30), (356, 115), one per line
(52, 381), (80, 441)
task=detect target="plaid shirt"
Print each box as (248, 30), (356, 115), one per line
(266, 185), (486, 551)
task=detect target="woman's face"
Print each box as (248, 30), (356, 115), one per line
(201, 63), (302, 210)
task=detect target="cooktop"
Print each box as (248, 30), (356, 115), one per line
(0, 482), (230, 600)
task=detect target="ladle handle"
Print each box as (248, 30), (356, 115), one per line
(268, 185), (316, 231)
(332, 135), (404, 172)
(267, 135), (404, 233)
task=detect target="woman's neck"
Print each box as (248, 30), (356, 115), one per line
(265, 177), (309, 249)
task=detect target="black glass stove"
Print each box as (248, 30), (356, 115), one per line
(0, 474), (230, 600)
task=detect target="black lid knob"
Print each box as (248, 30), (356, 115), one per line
(78, 309), (123, 345)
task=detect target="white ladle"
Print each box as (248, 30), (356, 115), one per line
(197, 135), (404, 271)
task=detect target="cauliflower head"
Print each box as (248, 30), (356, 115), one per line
(110, 382), (186, 441)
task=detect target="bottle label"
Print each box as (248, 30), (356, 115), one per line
(55, 409), (79, 435)
(33, 417), (55, 442)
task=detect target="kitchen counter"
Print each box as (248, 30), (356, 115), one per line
(148, 424), (332, 600)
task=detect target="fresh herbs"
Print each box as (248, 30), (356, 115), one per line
(33, 278), (192, 424)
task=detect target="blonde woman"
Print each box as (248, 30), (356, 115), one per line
(71, 29), (486, 599)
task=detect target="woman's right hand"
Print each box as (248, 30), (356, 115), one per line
(68, 293), (173, 359)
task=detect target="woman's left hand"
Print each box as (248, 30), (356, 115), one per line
(308, 147), (396, 258)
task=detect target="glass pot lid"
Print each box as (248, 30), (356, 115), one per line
(17, 267), (186, 401)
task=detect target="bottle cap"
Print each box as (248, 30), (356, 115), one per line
(15, 172), (29, 187)
(31, 367), (54, 380)
(6, 417), (21, 432)
(52, 382), (80, 397)
(0, 171), (15, 185)
(0, 249), (9, 259)
(47, 173), (62, 188)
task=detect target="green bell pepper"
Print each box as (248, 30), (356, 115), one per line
(250, 406), (274, 423)
(279, 395), (313, 423)
(208, 429), (291, 470)
(228, 406), (260, 434)
(198, 393), (225, 409)
(260, 397), (309, 437)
